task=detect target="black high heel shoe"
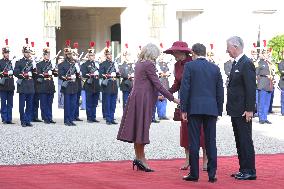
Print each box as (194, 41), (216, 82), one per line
(133, 159), (154, 172)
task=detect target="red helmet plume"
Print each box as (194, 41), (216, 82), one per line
(160, 42), (163, 48)
(125, 43), (128, 49)
(89, 41), (95, 48)
(46, 42), (49, 47)
(65, 40), (71, 47)
(25, 38), (29, 45)
(210, 43), (214, 50)
(253, 43), (256, 48)
(263, 40), (267, 47)
(5, 39), (8, 46)
(106, 40), (110, 48)
(31, 42), (35, 48)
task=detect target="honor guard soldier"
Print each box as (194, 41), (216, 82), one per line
(119, 43), (134, 109)
(256, 45), (273, 124)
(0, 39), (15, 124)
(156, 50), (170, 120)
(30, 41), (43, 122)
(81, 41), (100, 123)
(278, 54), (284, 116)
(36, 42), (56, 124)
(58, 40), (78, 126)
(72, 42), (83, 121)
(14, 38), (35, 127)
(99, 41), (120, 125)
(207, 44), (216, 64)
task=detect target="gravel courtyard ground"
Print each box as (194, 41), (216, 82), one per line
(0, 100), (283, 165)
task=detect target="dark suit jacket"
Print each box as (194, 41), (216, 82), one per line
(180, 57), (224, 116)
(226, 54), (256, 117)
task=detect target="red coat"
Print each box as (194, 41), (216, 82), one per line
(169, 57), (192, 94)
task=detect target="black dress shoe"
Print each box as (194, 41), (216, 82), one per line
(6, 121), (15, 124)
(93, 119), (100, 123)
(231, 172), (242, 177)
(152, 119), (160, 123)
(21, 123), (27, 127)
(208, 177), (217, 183)
(265, 120), (272, 124)
(32, 119), (42, 122)
(75, 118), (83, 121)
(106, 121), (112, 125)
(44, 120), (50, 124)
(111, 121), (118, 124)
(259, 120), (265, 124)
(26, 123), (33, 127)
(64, 122), (72, 126)
(50, 120), (56, 124)
(183, 174), (198, 182)
(235, 173), (257, 180)
(70, 122), (76, 126)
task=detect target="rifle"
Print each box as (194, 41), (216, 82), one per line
(61, 63), (76, 88)
(0, 60), (13, 85)
(37, 61), (53, 83)
(16, 60), (33, 85)
(87, 61), (99, 84)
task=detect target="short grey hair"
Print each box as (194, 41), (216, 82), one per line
(227, 36), (244, 49)
(139, 43), (160, 62)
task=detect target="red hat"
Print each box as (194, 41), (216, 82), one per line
(43, 41), (50, 54)
(2, 39), (10, 53)
(163, 41), (191, 54)
(88, 41), (96, 54)
(64, 39), (72, 54)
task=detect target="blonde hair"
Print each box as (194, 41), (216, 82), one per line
(138, 43), (160, 62)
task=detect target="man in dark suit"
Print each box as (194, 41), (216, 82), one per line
(226, 36), (257, 180)
(180, 43), (224, 183)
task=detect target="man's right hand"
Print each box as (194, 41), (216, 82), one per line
(173, 98), (180, 104)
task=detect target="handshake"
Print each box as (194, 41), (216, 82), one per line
(158, 95), (180, 104)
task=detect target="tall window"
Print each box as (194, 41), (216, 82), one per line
(43, 0), (61, 38)
(150, 1), (166, 38)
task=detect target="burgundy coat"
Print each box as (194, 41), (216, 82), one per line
(117, 60), (174, 144)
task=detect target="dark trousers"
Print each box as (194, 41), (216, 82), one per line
(64, 93), (76, 123)
(105, 93), (117, 122)
(75, 90), (81, 119)
(122, 91), (130, 110)
(269, 89), (274, 113)
(231, 117), (256, 175)
(39, 93), (54, 122)
(188, 115), (217, 179)
(19, 93), (33, 124)
(281, 90), (284, 115)
(0, 91), (14, 122)
(86, 91), (100, 121)
(32, 93), (41, 120)
(102, 92), (106, 118)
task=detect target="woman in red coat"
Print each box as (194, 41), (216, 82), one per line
(164, 41), (207, 170)
(117, 43), (179, 172)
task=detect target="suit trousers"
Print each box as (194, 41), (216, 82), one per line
(86, 91), (99, 121)
(39, 93), (54, 122)
(258, 90), (271, 121)
(19, 93), (33, 124)
(188, 115), (217, 179)
(105, 93), (117, 122)
(231, 116), (256, 175)
(0, 91), (14, 122)
(80, 90), (86, 110)
(64, 93), (76, 123)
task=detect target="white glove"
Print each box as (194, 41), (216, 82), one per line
(28, 72), (32, 77)
(75, 64), (80, 73)
(94, 70), (99, 76)
(110, 72), (116, 77)
(71, 74), (76, 80)
(48, 70), (53, 76)
(8, 70), (13, 76)
(130, 73), (134, 77)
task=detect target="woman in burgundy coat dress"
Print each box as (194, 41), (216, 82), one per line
(164, 41), (207, 170)
(117, 43), (179, 172)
